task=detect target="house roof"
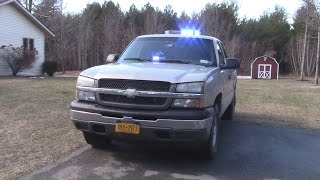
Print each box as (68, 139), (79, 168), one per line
(0, 0), (55, 37)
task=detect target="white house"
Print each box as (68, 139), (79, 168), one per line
(0, 0), (55, 76)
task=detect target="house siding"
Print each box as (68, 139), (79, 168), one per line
(0, 3), (45, 76)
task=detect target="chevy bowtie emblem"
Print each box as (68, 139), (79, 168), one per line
(123, 89), (137, 98)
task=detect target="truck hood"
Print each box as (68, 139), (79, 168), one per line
(80, 62), (219, 83)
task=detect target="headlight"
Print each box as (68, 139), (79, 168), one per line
(176, 82), (204, 93)
(77, 76), (95, 87)
(173, 98), (204, 108)
(76, 76), (96, 102)
(76, 91), (96, 102)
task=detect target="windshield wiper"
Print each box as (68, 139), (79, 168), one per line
(160, 60), (191, 64)
(124, 57), (152, 62)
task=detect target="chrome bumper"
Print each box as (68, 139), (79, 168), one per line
(70, 109), (213, 130)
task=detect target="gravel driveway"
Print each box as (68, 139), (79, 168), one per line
(20, 121), (320, 180)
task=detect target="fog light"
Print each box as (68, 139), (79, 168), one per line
(173, 98), (204, 108)
(77, 91), (96, 102)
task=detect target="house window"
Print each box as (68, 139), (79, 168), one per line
(29, 39), (34, 50)
(23, 38), (34, 50)
(23, 38), (28, 49)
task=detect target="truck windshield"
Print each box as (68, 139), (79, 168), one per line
(118, 37), (216, 66)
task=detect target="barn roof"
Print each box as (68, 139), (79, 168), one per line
(251, 56), (279, 65)
(0, 0), (55, 37)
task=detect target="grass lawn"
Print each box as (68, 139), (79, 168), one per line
(235, 79), (320, 129)
(0, 78), (85, 180)
(0, 77), (319, 179)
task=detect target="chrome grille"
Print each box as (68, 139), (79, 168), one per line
(99, 94), (167, 106)
(98, 79), (171, 92)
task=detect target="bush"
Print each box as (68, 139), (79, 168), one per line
(0, 45), (38, 76)
(42, 61), (58, 77)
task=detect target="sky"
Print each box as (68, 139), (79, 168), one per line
(63, 0), (303, 23)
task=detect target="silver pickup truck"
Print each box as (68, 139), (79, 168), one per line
(70, 30), (240, 159)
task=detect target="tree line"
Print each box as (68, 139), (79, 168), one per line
(20, 0), (319, 84)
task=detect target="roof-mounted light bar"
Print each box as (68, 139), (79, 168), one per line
(165, 29), (201, 36)
(165, 30), (181, 34)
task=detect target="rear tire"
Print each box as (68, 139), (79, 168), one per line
(204, 104), (220, 160)
(222, 95), (236, 121)
(83, 132), (111, 149)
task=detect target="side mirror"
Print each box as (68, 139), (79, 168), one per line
(221, 58), (240, 70)
(106, 54), (119, 64)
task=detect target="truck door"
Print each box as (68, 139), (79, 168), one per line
(217, 42), (234, 113)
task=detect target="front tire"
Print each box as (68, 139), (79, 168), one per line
(204, 104), (220, 160)
(83, 132), (112, 149)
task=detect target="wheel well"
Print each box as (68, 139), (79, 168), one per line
(213, 93), (222, 119)
(214, 93), (222, 108)
(214, 93), (222, 117)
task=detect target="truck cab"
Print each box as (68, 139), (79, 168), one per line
(70, 30), (240, 159)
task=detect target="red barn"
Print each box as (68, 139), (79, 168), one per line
(251, 56), (279, 79)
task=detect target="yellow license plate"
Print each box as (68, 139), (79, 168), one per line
(115, 123), (140, 135)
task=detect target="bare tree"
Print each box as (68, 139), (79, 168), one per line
(300, 5), (310, 80)
(28, 0), (32, 12)
(316, 28), (320, 84)
(101, 2), (122, 61)
(19, 0), (33, 11)
(303, 0), (320, 84)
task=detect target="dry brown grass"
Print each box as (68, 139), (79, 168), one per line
(0, 77), (319, 179)
(235, 78), (320, 129)
(0, 77), (85, 180)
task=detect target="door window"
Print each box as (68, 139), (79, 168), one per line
(220, 42), (228, 58)
(217, 42), (225, 66)
(266, 66), (270, 71)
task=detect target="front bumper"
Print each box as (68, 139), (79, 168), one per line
(70, 101), (214, 142)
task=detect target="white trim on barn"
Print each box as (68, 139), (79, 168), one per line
(250, 61), (253, 79)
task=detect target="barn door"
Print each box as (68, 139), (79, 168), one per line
(258, 64), (272, 79)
